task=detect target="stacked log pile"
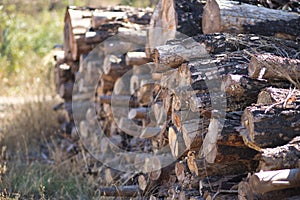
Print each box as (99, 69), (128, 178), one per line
(53, 0), (300, 199)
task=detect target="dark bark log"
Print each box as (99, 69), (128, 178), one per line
(195, 145), (258, 178)
(258, 136), (300, 171)
(91, 11), (127, 29)
(222, 74), (291, 111)
(241, 104), (300, 148)
(202, 0), (300, 39)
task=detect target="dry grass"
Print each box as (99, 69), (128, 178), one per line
(0, 97), (98, 199)
(0, 55), (100, 199)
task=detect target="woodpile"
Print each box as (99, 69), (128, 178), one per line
(53, 0), (300, 199)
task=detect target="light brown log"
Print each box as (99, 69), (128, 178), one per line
(202, 0), (300, 38)
(140, 127), (161, 138)
(153, 102), (166, 126)
(130, 74), (152, 94)
(125, 52), (150, 66)
(99, 95), (138, 107)
(238, 168), (300, 198)
(172, 110), (202, 130)
(257, 87), (300, 105)
(241, 104), (300, 148)
(168, 126), (187, 158)
(152, 40), (208, 68)
(182, 118), (209, 151)
(147, 0), (177, 55)
(118, 117), (142, 137)
(195, 145), (258, 177)
(249, 54), (300, 82)
(238, 181), (300, 200)
(138, 175), (148, 191)
(102, 40), (134, 55)
(103, 55), (132, 78)
(117, 27), (147, 45)
(113, 77), (131, 95)
(258, 136), (300, 171)
(64, 7), (93, 61)
(175, 162), (186, 183)
(128, 107), (149, 120)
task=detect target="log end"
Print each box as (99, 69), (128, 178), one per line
(202, 0), (221, 34)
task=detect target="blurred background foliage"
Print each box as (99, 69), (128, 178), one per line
(0, 0), (155, 96)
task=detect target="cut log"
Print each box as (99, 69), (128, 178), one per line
(258, 136), (300, 171)
(152, 39), (209, 68)
(202, 0), (300, 38)
(102, 40), (134, 55)
(248, 54), (300, 82)
(130, 74), (152, 94)
(103, 55), (132, 78)
(153, 102), (167, 125)
(117, 27), (147, 45)
(99, 95), (138, 107)
(147, 0), (177, 54)
(193, 32), (300, 58)
(126, 52), (150, 66)
(175, 162), (186, 182)
(238, 168), (300, 199)
(128, 107), (149, 120)
(168, 126), (187, 158)
(222, 74), (290, 111)
(113, 77), (132, 95)
(138, 175), (148, 191)
(64, 7), (93, 61)
(195, 145), (258, 178)
(118, 117), (142, 137)
(241, 104), (300, 148)
(140, 127), (161, 138)
(257, 87), (300, 105)
(181, 118), (209, 151)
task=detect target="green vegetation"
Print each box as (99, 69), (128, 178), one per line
(0, 1), (66, 96)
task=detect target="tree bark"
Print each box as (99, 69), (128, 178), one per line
(257, 87), (300, 105)
(241, 104), (300, 148)
(202, 0), (300, 39)
(238, 168), (300, 199)
(258, 136), (300, 171)
(249, 54), (300, 82)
